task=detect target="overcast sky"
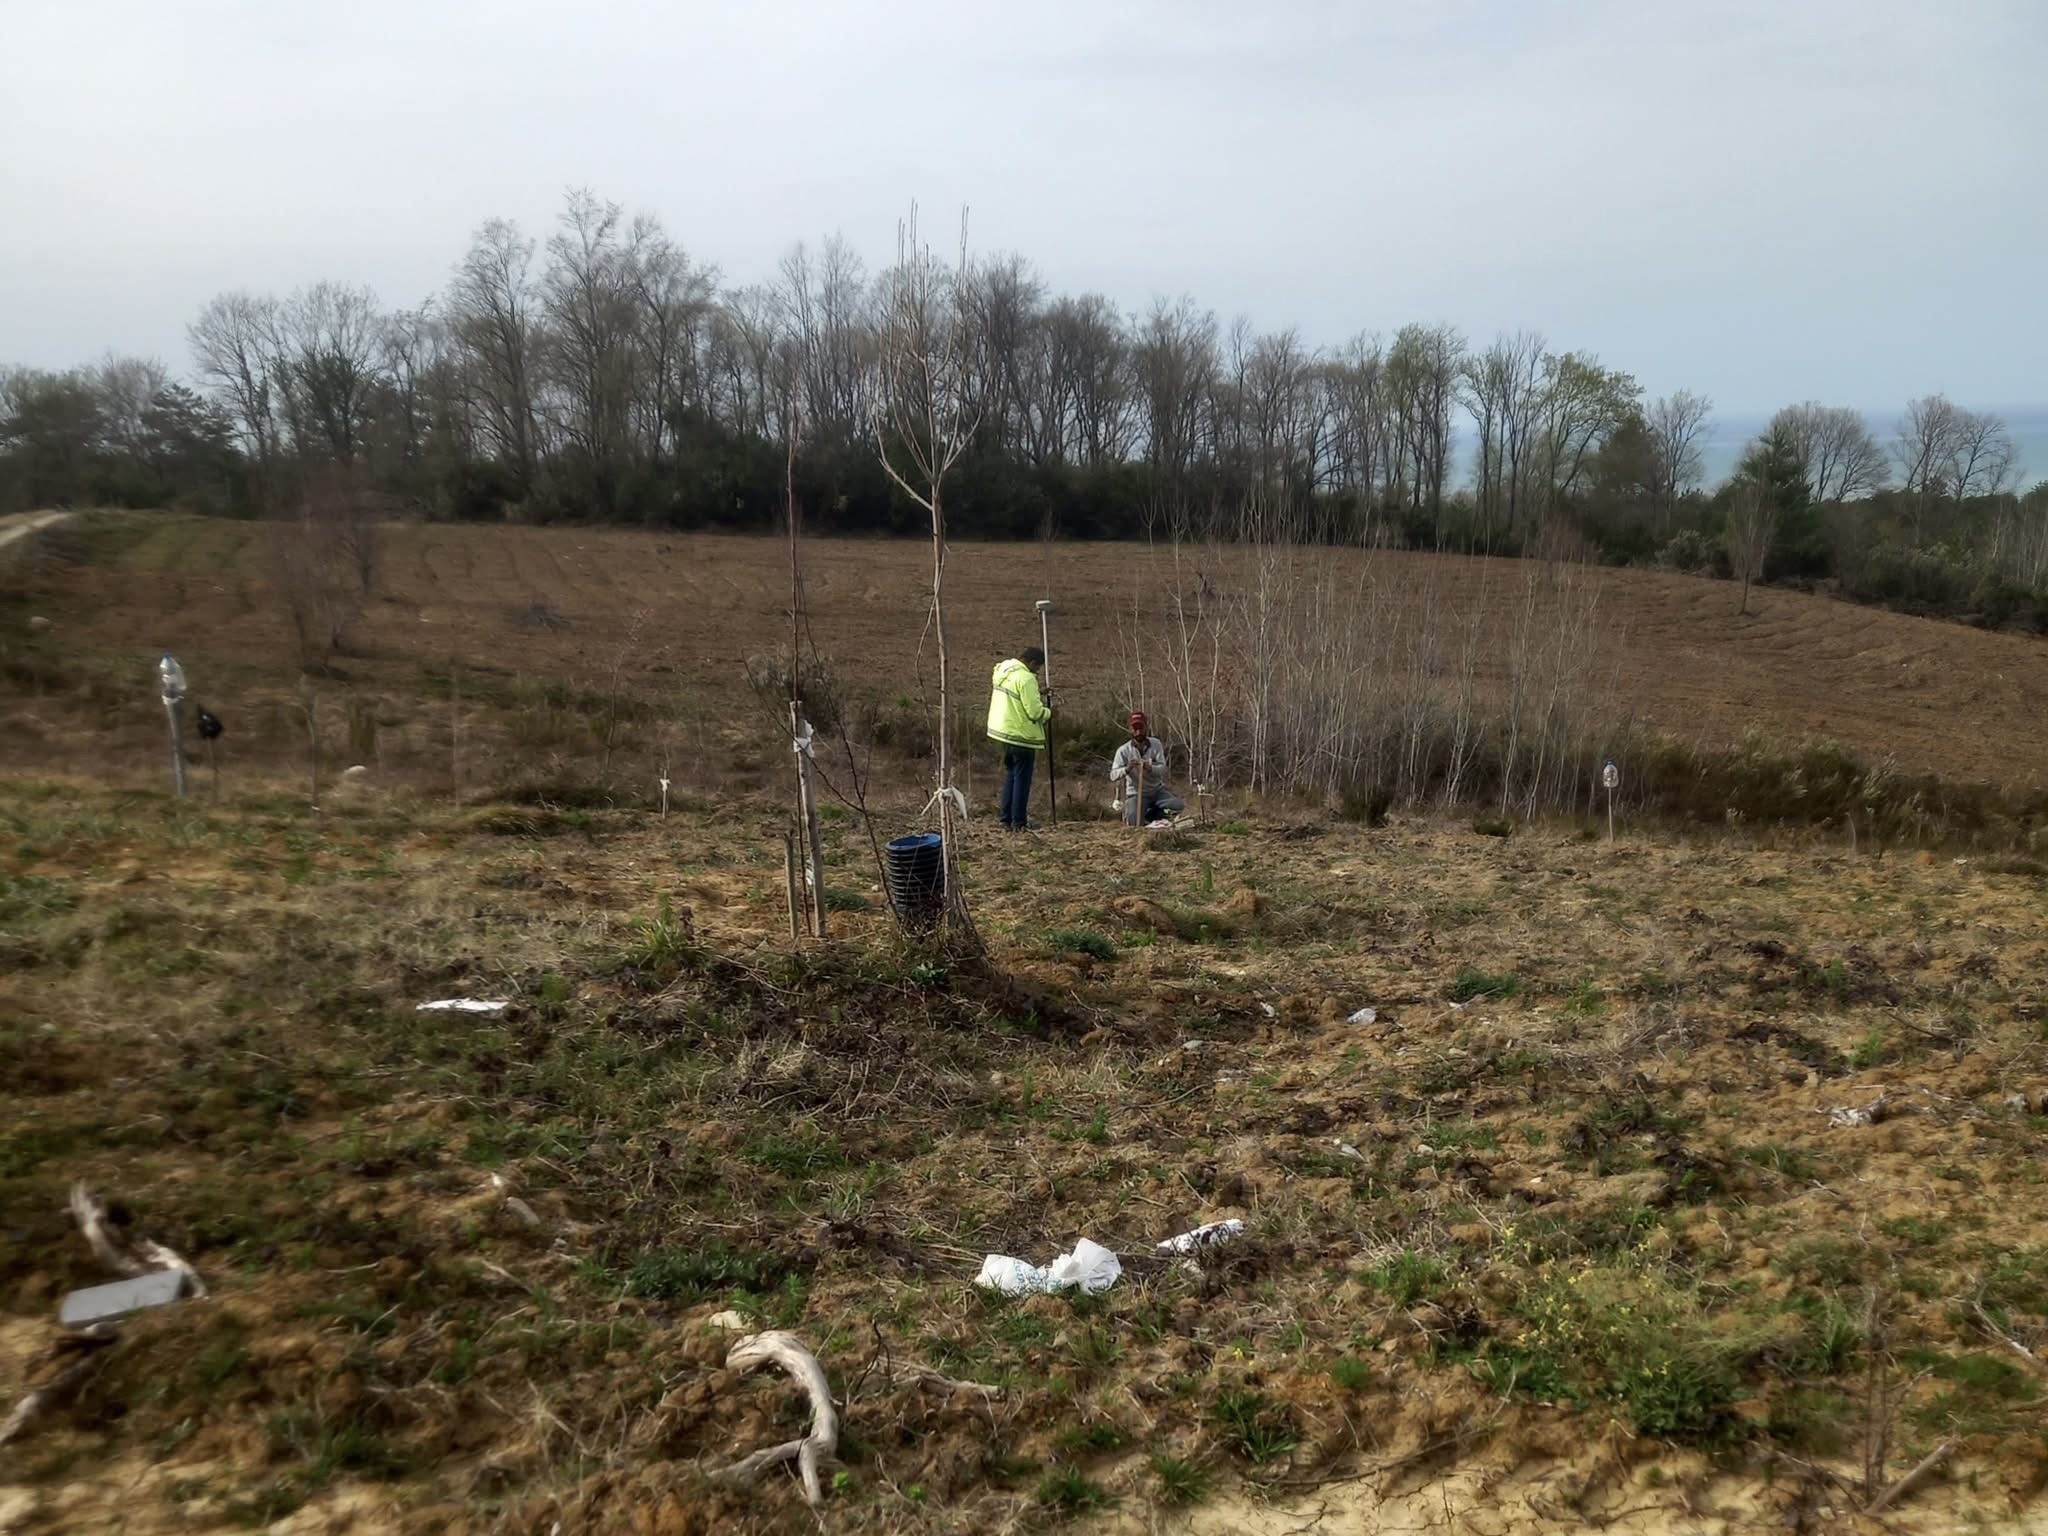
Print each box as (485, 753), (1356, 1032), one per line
(2, 0), (2041, 413)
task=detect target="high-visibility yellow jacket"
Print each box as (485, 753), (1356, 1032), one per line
(986, 657), (1049, 747)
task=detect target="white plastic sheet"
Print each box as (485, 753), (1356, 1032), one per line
(1155, 1219), (1244, 1257)
(974, 1237), (1122, 1296)
(417, 998), (510, 1014)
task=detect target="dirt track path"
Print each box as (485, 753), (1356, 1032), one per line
(0, 510), (69, 555)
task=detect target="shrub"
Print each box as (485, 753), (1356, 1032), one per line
(1659, 528), (1713, 573)
(1339, 779), (1393, 826)
(1047, 927), (1116, 961)
(745, 649), (840, 734)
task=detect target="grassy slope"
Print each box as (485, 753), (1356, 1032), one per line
(2, 782), (2046, 1533)
(7, 516), (2048, 800)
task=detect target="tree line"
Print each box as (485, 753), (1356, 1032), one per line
(2, 188), (2042, 624)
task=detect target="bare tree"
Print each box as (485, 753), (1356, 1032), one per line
(871, 207), (979, 943)
(543, 189), (640, 510)
(1725, 478), (1777, 615)
(1893, 395), (1963, 541)
(1771, 402), (1887, 504)
(274, 281), (385, 467)
(266, 489), (359, 666)
(1948, 408), (2015, 506)
(1384, 323), (1465, 534)
(92, 355), (171, 467)
(189, 291), (282, 495)
(1463, 333), (1546, 543)
(1643, 390), (1713, 532)
(1134, 297), (1219, 535)
(449, 219), (543, 495)
(625, 214), (718, 463)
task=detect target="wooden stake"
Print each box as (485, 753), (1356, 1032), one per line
(802, 741), (828, 940)
(783, 832), (803, 944)
(302, 681), (320, 812)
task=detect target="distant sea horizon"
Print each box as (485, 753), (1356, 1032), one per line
(1692, 405), (2048, 490)
(1447, 404), (2048, 494)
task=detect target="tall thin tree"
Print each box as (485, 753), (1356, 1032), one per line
(871, 207), (980, 944)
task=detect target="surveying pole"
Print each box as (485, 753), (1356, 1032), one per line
(1036, 598), (1057, 827)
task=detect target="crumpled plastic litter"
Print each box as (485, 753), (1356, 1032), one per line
(975, 1238), (1122, 1296)
(1346, 1006), (1378, 1025)
(417, 998), (510, 1014)
(1155, 1219), (1245, 1256)
(1826, 1093), (1890, 1128)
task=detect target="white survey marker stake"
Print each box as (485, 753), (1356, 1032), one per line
(159, 652), (190, 799)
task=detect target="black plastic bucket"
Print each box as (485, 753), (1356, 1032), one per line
(885, 832), (946, 930)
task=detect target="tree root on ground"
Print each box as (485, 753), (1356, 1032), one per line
(0, 1186), (207, 1448)
(68, 1182), (207, 1297)
(714, 1331), (839, 1508)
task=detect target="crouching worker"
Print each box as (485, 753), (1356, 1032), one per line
(1111, 712), (1185, 826)
(988, 645), (1051, 832)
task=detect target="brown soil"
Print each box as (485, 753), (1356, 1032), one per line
(2, 518), (2047, 1532)
(6, 518), (2047, 793)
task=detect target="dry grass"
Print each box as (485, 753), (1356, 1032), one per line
(7, 516), (2048, 805)
(1, 778), (2046, 1532)
(3, 517), (2047, 1531)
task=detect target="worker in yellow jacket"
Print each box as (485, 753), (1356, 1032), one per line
(987, 645), (1050, 831)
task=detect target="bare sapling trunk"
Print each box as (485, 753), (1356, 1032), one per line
(1726, 478), (1776, 617)
(301, 677), (321, 811)
(871, 205), (980, 947)
(786, 417), (826, 938)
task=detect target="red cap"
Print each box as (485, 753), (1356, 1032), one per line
(1129, 711), (1148, 731)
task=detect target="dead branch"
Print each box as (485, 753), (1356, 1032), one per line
(0, 1344), (113, 1449)
(1970, 1300), (2048, 1377)
(716, 1331), (839, 1507)
(69, 1181), (206, 1297)
(1863, 1439), (1956, 1516)
(894, 1363), (1004, 1401)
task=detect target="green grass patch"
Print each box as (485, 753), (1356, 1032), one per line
(1364, 1250), (1448, 1306)
(1036, 1466), (1114, 1511)
(1210, 1388), (1299, 1464)
(1151, 1452), (1210, 1505)
(623, 1242), (794, 1302)
(1046, 926), (1116, 961)
(1448, 966), (1521, 1002)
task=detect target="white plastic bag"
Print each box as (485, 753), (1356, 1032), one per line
(1046, 1238), (1122, 1293)
(974, 1238), (1122, 1296)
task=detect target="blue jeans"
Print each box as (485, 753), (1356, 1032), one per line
(1123, 785), (1187, 825)
(999, 744), (1036, 829)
